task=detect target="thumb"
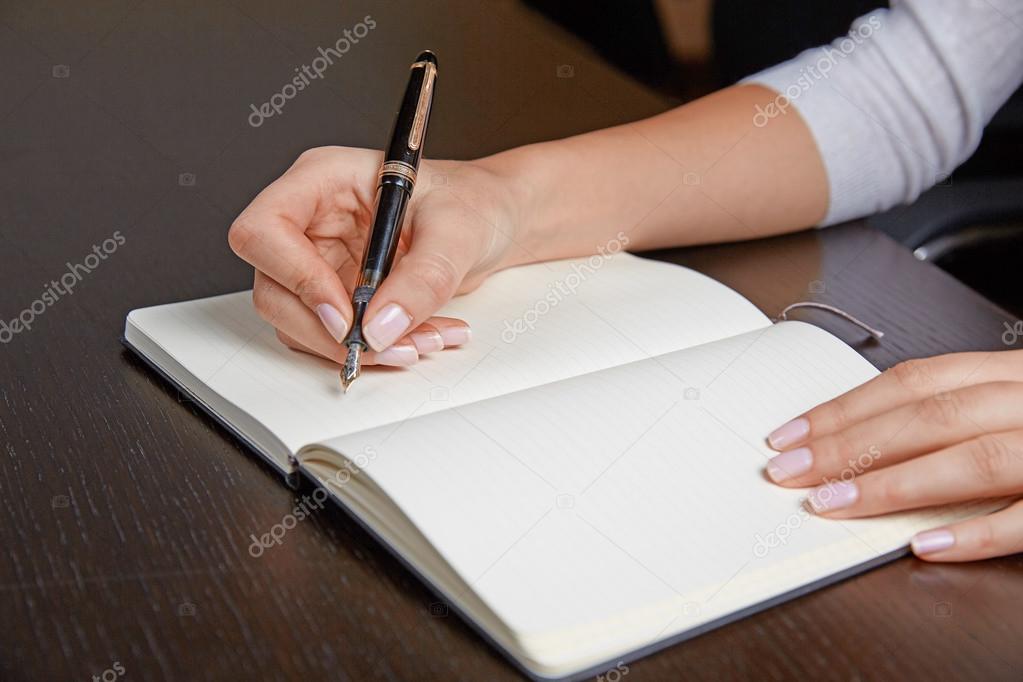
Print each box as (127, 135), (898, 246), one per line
(361, 225), (477, 351)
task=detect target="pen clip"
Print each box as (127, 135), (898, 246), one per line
(409, 61), (436, 152)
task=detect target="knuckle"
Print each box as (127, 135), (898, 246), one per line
(251, 284), (270, 315)
(919, 392), (964, 428)
(409, 255), (460, 305)
(890, 359), (935, 392)
(812, 432), (852, 475)
(966, 436), (1014, 486)
(293, 273), (325, 304)
(274, 329), (293, 347)
(972, 519), (998, 554)
(831, 428), (860, 466)
(294, 145), (346, 169)
(296, 146), (330, 164)
(874, 474), (907, 508)
(228, 218), (258, 257)
(819, 397), (852, 433)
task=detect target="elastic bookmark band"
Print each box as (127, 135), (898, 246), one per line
(775, 302), (885, 340)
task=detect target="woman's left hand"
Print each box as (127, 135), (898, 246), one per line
(763, 349), (1023, 562)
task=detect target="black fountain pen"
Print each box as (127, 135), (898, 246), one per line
(340, 50), (438, 392)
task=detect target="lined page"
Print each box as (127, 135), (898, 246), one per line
(318, 322), (991, 668)
(126, 253), (769, 453)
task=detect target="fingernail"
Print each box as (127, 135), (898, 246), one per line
(911, 529), (955, 555)
(373, 345), (418, 367)
(364, 303), (413, 351)
(316, 303), (348, 343)
(807, 481), (858, 513)
(768, 417), (810, 449)
(439, 325), (472, 347)
(766, 447), (813, 483)
(410, 330), (444, 354)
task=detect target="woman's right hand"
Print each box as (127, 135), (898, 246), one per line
(228, 146), (528, 366)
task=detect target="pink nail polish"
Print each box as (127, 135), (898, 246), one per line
(768, 417), (810, 449)
(373, 345), (418, 367)
(410, 330), (444, 354)
(766, 447), (813, 482)
(911, 529), (955, 555)
(316, 303), (348, 343)
(807, 481), (858, 513)
(439, 326), (471, 347)
(364, 303), (412, 351)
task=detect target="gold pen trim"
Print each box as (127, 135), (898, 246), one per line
(408, 62), (436, 152)
(379, 160), (417, 185)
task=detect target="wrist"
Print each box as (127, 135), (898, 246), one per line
(474, 143), (557, 268)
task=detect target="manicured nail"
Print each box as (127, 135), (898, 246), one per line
(911, 529), (955, 555)
(410, 330), (444, 354)
(316, 303), (348, 343)
(372, 345), (418, 367)
(364, 303), (413, 351)
(768, 417), (810, 449)
(807, 481), (858, 513)
(439, 325), (472, 347)
(766, 447), (813, 482)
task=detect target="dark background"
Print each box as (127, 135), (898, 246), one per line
(528, 0), (1023, 316)
(1, 1), (1021, 681)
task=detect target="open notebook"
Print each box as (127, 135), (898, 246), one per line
(124, 253), (988, 680)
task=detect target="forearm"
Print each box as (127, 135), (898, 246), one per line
(484, 84), (828, 264)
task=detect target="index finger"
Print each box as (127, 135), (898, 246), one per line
(228, 155), (358, 321)
(768, 351), (1021, 450)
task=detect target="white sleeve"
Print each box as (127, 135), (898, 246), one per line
(743, 0), (1023, 226)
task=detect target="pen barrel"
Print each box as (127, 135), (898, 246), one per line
(358, 178), (412, 287)
(355, 51), (437, 299)
(343, 51), (437, 353)
(383, 55), (437, 169)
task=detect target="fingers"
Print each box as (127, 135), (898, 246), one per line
(766, 353), (1015, 450)
(761, 351), (1023, 563)
(276, 329), (419, 367)
(229, 151), (367, 331)
(254, 272), (343, 355)
(259, 275), (469, 366)
(766, 382), (1023, 486)
(255, 273), (415, 367)
(910, 498), (1023, 562)
(231, 146), (483, 358)
(803, 429), (1023, 518)
(360, 217), (481, 351)
(407, 317), (472, 354)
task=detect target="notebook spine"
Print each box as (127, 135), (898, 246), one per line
(285, 454), (301, 490)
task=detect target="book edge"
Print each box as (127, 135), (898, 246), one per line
(295, 462), (909, 681)
(121, 332), (295, 478)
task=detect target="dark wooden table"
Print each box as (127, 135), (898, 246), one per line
(2, 2), (1021, 680)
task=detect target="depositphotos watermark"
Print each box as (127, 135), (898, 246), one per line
(1002, 320), (1023, 346)
(753, 445), (881, 558)
(91, 661), (125, 682)
(1, 230), (126, 344)
(248, 446), (377, 557)
(753, 14), (882, 128)
(501, 232), (630, 343)
(248, 15), (377, 127)
(596, 661), (630, 682)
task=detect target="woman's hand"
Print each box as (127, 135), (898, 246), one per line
(228, 146), (526, 366)
(764, 350), (1023, 562)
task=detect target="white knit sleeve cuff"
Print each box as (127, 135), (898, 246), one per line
(743, 54), (894, 227)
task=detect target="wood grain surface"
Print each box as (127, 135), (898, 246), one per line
(1, 2), (1020, 680)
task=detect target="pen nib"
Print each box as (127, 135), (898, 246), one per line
(340, 344), (362, 393)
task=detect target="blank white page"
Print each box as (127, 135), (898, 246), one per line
(126, 253), (769, 454)
(318, 321), (992, 671)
